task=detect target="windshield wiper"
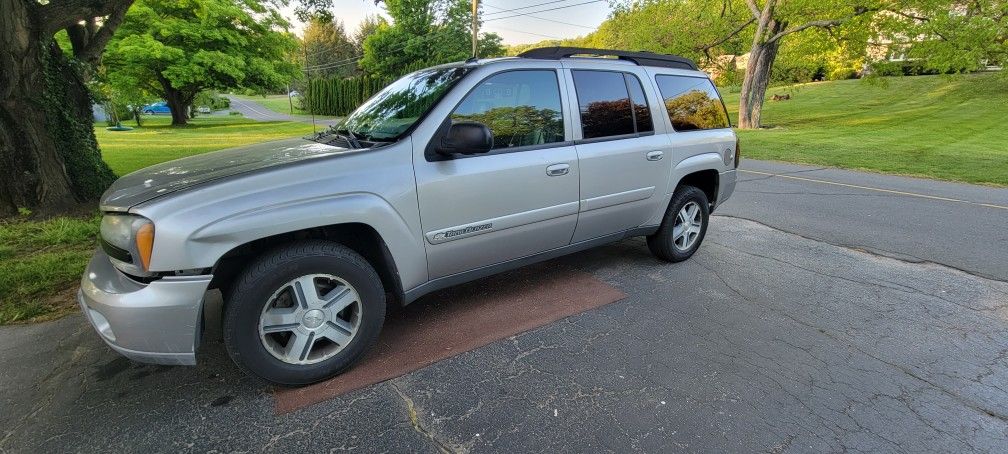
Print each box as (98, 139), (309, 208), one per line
(335, 127), (362, 149)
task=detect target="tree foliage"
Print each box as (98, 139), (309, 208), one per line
(104, 0), (299, 125)
(359, 0), (505, 77)
(303, 17), (358, 78)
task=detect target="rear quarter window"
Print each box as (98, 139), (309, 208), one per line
(654, 75), (730, 131)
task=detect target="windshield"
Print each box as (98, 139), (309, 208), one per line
(341, 66), (470, 141)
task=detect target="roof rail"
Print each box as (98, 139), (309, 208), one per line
(517, 47), (698, 71)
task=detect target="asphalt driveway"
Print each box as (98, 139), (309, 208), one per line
(2, 160), (1006, 452)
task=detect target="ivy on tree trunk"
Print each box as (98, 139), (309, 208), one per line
(0, 0), (133, 216)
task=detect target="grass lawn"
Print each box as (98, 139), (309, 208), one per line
(99, 115), (314, 175)
(233, 94), (309, 116)
(0, 116), (312, 324)
(722, 72), (1008, 186)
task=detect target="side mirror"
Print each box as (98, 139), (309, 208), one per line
(438, 121), (493, 156)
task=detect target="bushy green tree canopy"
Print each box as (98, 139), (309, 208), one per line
(303, 17), (358, 77)
(105, 0), (299, 125)
(359, 0), (505, 77)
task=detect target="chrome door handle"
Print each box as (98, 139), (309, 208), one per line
(646, 151), (664, 161)
(546, 163), (570, 176)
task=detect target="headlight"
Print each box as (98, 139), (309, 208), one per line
(100, 214), (156, 273)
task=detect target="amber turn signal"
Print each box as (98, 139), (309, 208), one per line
(135, 223), (155, 271)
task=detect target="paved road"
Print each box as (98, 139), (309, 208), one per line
(2, 160), (1007, 452)
(226, 95), (341, 126)
(720, 160), (1008, 281)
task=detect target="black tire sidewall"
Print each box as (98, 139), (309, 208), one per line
(651, 186), (710, 261)
(223, 243), (385, 386)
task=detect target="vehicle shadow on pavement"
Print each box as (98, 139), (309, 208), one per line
(273, 262), (627, 413)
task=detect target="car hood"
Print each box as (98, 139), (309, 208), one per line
(101, 138), (353, 211)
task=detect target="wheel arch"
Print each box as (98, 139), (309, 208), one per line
(208, 222), (405, 306)
(670, 152), (722, 208)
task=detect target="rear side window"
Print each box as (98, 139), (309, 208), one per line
(654, 75), (730, 131)
(451, 70), (564, 150)
(572, 70), (653, 139)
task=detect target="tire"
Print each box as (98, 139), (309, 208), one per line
(223, 240), (386, 386)
(647, 185), (710, 262)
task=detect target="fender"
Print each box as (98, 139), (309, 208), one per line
(669, 152), (723, 193)
(129, 141), (428, 290)
(183, 193), (425, 290)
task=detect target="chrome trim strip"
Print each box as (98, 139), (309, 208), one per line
(425, 201), (580, 245)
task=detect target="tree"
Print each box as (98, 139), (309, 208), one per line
(733, 0), (879, 128)
(353, 15), (388, 55)
(105, 0), (298, 126)
(359, 0), (505, 77)
(0, 0), (131, 216)
(0, 0), (332, 216)
(304, 17), (358, 78)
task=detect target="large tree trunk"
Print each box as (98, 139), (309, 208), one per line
(162, 84), (189, 126)
(737, 0), (786, 130)
(738, 34), (782, 129)
(0, 0), (116, 216)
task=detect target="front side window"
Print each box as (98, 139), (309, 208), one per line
(341, 66), (470, 141)
(572, 70), (653, 139)
(451, 70), (564, 150)
(654, 75), (730, 131)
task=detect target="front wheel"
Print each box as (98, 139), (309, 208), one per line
(647, 185), (710, 262)
(223, 241), (386, 385)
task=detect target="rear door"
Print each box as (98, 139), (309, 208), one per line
(566, 68), (671, 242)
(413, 68), (580, 279)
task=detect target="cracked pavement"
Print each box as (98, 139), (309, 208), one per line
(2, 160), (1007, 452)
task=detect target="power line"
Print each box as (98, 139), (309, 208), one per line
(484, 24), (565, 40)
(484, 0), (606, 22)
(483, 2), (597, 29)
(483, 0), (580, 17)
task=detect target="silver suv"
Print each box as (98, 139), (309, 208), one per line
(79, 48), (739, 385)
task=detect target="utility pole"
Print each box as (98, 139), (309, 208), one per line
(303, 44), (316, 134)
(471, 0), (479, 59)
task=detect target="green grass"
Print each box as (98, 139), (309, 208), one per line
(0, 216), (99, 323)
(722, 72), (1008, 186)
(233, 94), (309, 116)
(0, 115), (312, 324)
(98, 115), (314, 175)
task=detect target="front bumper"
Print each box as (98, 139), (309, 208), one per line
(78, 248), (212, 365)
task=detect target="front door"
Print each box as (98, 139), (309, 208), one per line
(414, 69), (579, 279)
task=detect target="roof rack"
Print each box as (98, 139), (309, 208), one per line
(517, 47), (698, 71)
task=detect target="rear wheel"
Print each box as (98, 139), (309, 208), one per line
(223, 240), (385, 385)
(647, 185), (710, 262)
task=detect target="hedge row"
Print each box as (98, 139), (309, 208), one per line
(300, 76), (392, 116)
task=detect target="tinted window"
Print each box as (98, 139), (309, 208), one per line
(655, 75), (730, 131)
(625, 74), (653, 133)
(572, 70), (634, 139)
(451, 70), (564, 149)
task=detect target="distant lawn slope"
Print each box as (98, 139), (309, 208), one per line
(722, 73), (1008, 186)
(232, 94), (309, 116)
(98, 115), (314, 175)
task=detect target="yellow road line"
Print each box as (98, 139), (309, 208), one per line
(738, 169), (1008, 211)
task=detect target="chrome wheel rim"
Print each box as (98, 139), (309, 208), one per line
(672, 201), (703, 251)
(258, 274), (361, 365)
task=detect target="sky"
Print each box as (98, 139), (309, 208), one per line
(285, 0), (612, 45)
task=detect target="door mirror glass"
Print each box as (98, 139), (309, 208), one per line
(438, 121), (493, 155)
